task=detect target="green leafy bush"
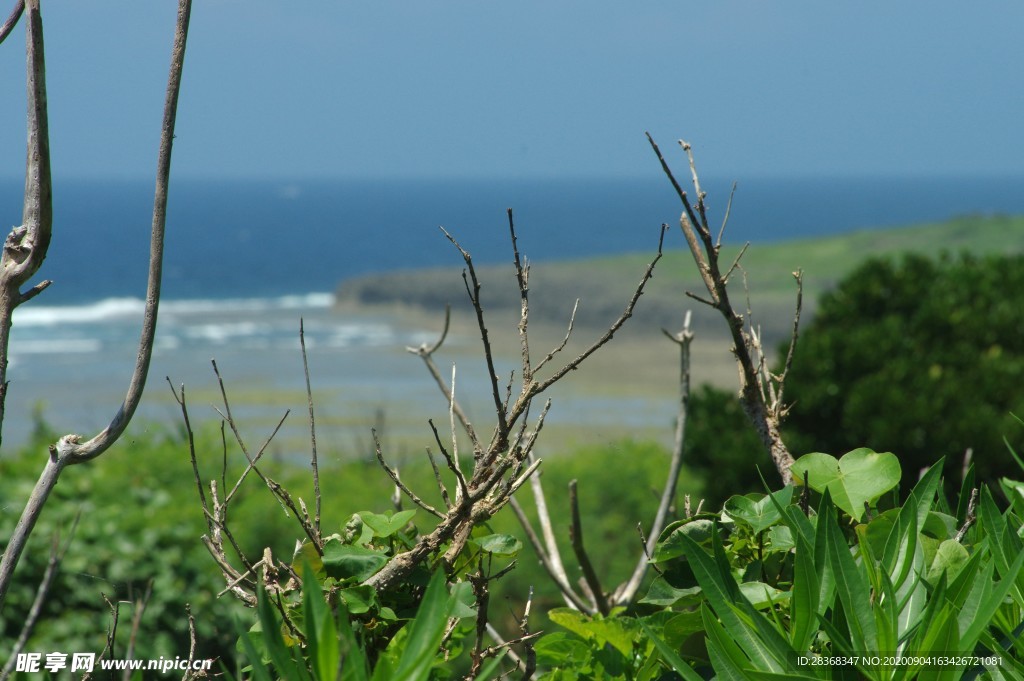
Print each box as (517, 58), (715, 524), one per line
(533, 450), (1024, 680)
(782, 252), (1024, 486)
(0, 425), (241, 661)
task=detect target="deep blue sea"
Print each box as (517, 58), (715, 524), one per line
(0, 175), (1021, 452)
(3, 175), (1024, 304)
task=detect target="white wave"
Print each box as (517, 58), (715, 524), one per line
(12, 298), (145, 327)
(183, 321), (271, 344)
(11, 338), (103, 354)
(162, 292), (334, 315)
(12, 293), (335, 327)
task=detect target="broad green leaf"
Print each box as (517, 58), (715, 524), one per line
(638, 575), (701, 607)
(739, 581), (789, 610)
(723, 487), (794, 534)
(338, 585), (377, 615)
(547, 609), (637, 657)
(652, 518), (714, 562)
(322, 539), (389, 582)
(448, 580), (477, 619)
(292, 541), (325, 576)
(474, 533), (523, 556)
(791, 448), (901, 521)
(767, 525), (795, 553)
(637, 619), (706, 681)
(356, 510), (416, 538)
(922, 512), (958, 540)
(661, 610), (705, 648)
(533, 632), (591, 669)
(927, 539), (970, 583)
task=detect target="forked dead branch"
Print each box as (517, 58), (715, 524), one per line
(646, 133), (803, 486)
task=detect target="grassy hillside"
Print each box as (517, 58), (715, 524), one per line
(337, 214), (1024, 343)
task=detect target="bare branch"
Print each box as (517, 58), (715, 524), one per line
(425, 447), (453, 510)
(121, 580), (154, 680)
(533, 298), (578, 375)
(680, 140), (711, 239)
(374, 429), (444, 519)
(618, 312), (693, 606)
(569, 481), (609, 615)
(0, 517), (77, 681)
(773, 269), (804, 413)
(0, 0), (51, 448)
(59, 0), (192, 464)
(648, 134), (798, 485)
(300, 319), (322, 534)
(683, 289), (717, 309)
(527, 224), (665, 399)
(507, 497), (591, 612)
(0, 0), (23, 45)
(16, 277), (50, 305)
(717, 181), (738, 248)
(441, 227), (510, 447)
(723, 241), (750, 284)
(167, 379), (214, 534)
(407, 304), (482, 451)
(508, 208), (533, 383)
(429, 419), (470, 505)
(954, 487), (978, 543)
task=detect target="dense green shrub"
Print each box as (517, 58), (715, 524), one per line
(680, 386), (768, 507)
(781, 252), (1024, 486)
(0, 425), (241, 661)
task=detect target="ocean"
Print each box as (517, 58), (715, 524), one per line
(0, 175), (1022, 452)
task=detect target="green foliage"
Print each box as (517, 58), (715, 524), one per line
(782, 252), (1024, 486)
(791, 448), (901, 521)
(236, 568), (494, 681)
(681, 385), (770, 506)
(0, 424), (241, 660)
(536, 451), (1024, 679)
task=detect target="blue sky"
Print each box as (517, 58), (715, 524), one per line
(2, 1), (1023, 180)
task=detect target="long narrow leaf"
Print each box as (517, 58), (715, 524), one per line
(678, 530), (787, 671)
(256, 585), (314, 681)
(790, 537), (819, 652)
(824, 503), (878, 654)
(703, 604), (755, 681)
(961, 550), (1024, 650)
(389, 569), (455, 681)
(637, 618), (706, 681)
